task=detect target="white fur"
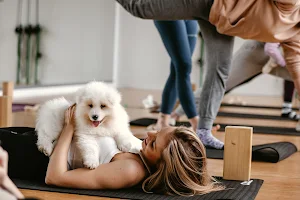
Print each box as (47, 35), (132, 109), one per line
(35, 81), (142, 169)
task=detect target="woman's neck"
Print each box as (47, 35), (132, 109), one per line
(138, 152), (153, 174)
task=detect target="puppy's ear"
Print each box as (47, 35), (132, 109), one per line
(75, 87), (85, 104)
(106, 89), (121, 106)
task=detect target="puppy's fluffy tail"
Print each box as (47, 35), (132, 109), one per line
(35, 97), (71, 148)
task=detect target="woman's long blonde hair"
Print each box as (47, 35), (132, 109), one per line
(142, 127), (224, 196)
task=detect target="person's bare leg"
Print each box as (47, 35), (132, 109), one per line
(188, 116), (199, 132)
(155, 113), (171, 130)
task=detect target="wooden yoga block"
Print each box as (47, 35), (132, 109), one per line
(223, 126), (253, 181)
(0, 96), (12, 127)
(2, 81), (14, 97)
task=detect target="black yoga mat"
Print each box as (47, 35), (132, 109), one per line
(217, 111), (296, 121)
(0, 127), (49, 182)
(151, 108), (296, 121)
(129, 118), (300, 136)
(206, 142), (297, 163)
(216, 123), (300, 136)
(13, 177), (263, 200)
(221, 103), (298, 110)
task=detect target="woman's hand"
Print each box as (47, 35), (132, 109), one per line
(64, 104), (76, 130)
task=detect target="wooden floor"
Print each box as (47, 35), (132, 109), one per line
(8, 92), (300, 200)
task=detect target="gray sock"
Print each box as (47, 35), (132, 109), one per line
(196, 128), (224, 149)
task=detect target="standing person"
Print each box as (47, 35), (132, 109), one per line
(172, 42), (300, 124)
(116, 0), (300, 149)
(153, 20), (199, 131)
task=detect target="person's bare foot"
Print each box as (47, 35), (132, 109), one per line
(188, 116), (199, 132)
(170, 112), (181, 121)
(212, 124), (221, 133)
(151, 113), (171, 131)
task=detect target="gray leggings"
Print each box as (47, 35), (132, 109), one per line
(227, 41), (292, 92)
(116, 0), (291, 129)
(175, 41), (291, 117)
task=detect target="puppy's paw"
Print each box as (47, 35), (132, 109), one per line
(117, 141), (132, 152)
(83, 158), (99, 169)
(37, 143), (53, 157)
(128, 142), (142, 154)
(117, 137), (142, 153)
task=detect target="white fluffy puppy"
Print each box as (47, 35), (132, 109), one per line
(36, 81), (142, 169)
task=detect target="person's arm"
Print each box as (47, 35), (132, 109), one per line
(45, 104), (101, 188)
(45, 105), (146, 189)
(264, 43), (286, 67)
(0, 147), (24, 199)
(282, 41), (300, 97)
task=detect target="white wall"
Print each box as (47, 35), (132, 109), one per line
(116, 8), (283, 96)
(0, 2), (284, 97)
(116, 8), (201, 90)
(0, 0), (115, 85)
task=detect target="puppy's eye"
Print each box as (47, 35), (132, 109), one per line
(88, 104), (93, 108)
(100, 105), (106, 109)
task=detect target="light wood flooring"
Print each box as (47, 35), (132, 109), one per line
(8, 92), (300, 200)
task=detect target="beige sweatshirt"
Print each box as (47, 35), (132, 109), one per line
(209, 0), (300, 78)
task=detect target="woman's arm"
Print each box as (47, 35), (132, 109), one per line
(48, 157), (146, 189)
(45, 105), (76, 183)
(45, 105), (146, 189)
(45, 124), (74, 182)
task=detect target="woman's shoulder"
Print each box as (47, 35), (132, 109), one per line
(112, 152), (147, 172)
(112, 152), (142, 162)
(111, 152), (148, 184)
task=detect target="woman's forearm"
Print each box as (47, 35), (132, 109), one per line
(46, 126), (74, 179)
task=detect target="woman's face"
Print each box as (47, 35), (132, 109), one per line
(141, 127), (176, 167)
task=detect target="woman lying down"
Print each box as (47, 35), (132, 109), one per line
(0, 105), (223, 199)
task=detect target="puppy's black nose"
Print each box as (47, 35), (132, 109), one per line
(92, 115), (99, 120)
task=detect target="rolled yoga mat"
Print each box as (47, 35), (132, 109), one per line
(12, 177), (263, 200)
(12, 104), (34, 112)
(129, 118), (300, 136)
(206, 142), (297, 163)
